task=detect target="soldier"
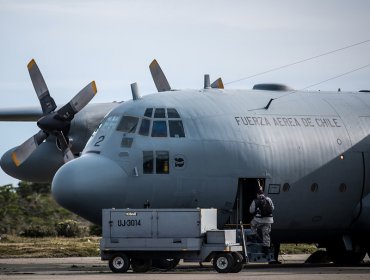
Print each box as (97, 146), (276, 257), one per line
(249, 184), (274, 253)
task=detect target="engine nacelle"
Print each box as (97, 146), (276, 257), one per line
(0, 139), (64, 183)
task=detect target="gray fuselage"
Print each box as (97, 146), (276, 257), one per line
(52, 88), (370, 244)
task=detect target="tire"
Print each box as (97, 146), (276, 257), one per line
(305, 250), (330, 264)
(152, 258), (180, 269)
(131, 258), (152, 273)
(327, 245), (366, 265)
(230, 252), (244, 273)
(109, 253), (130, 273)
(213, 253), (235, 273)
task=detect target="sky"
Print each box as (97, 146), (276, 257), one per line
(0, 0), (370, 186)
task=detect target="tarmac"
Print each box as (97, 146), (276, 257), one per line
(1, 255), (370, 280)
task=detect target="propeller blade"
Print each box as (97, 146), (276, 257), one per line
(149, 59), (171, 92)
(211, 78), (224, 89)
(56, 132), (74, 163)
(57, 81), (97, 121)
(27, 59), (57, 114)
(11, 130), (48, 166)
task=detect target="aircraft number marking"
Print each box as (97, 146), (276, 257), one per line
(94, 135), (105, 146)
(118, 219), (141, 227)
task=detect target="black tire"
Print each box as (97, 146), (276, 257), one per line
(305, 250), (330, 264)
(213, 253), (235, 273)
(152, 258), (180, 269)
(327, 246), (366, 265)
(131, 258), (152, 273)
(230, 252), (244, 273)
(109, 253), (130, 273)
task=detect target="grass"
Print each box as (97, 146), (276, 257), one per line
(280, 243), (318, 254)
(0, 235), (318, 258)
(0, 235), (100, 258)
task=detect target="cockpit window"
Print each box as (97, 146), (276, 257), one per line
(167, 108), (180, 118)
(116, 116), (139, 133)
(144, 108), (153, 118)
(140, 107), (185, 138)
(154, 108), (166, 118)
(139, 118), (151, 136)
(169, 120), (185, 137)
(152, 121), (167, 137)
(100, 115), (120, 132)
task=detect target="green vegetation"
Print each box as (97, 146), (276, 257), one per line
(280, 243), (318, 254)
(0, 181), (101, 258)
(0, 181), (97, 237)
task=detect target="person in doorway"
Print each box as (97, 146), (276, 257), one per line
(249, 184), (274, 253)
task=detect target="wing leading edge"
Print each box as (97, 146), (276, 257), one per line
(0, 107), (43, 121)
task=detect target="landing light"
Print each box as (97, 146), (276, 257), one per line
(340, 155), (344, 160)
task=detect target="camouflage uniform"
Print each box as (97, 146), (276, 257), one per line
(249, 194), (274, 247)
(250, 219), (272, 247)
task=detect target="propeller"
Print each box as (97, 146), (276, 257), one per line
(211, 78), (224, 89)
(11, 59), (97, 167)
(149, 59), (224, 91)
(149, 59), (171, 92)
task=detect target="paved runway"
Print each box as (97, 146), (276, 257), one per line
(1, 255), (370, 280)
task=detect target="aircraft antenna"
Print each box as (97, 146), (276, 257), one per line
(225, 39), (370, 85)
(264, 98), (274, 110)
(299, 64), (370, 91)
(252, 64), (370, 111)
(130, 83), (141, 100)
(204, 74), (211, 89)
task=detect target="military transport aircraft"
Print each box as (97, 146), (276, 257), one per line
(1, 59), (370, 265)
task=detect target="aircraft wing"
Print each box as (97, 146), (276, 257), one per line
(0, 107), (43, 121)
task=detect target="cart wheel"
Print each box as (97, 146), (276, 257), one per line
(131, 258), (152, 273)
(213, 253), (235, 273)
(230, 252), (244, 273)
(109, 253), (130, 273)
(152, 258), (180, 269)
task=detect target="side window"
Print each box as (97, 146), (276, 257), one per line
(139, 118), (151, 136)
(169, 120), (185, 138)
(152, 121), (167, 137)
(154, 108), (166, 118)
(143, 151), (154, 174)
(156, 151), (169, 174)
(116, 116), (139, 133)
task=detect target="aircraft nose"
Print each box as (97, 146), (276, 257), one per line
(52, 154), (127, 224)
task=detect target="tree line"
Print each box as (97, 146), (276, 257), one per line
(0, 181), (100, 237)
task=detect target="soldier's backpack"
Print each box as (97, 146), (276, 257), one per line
(256, 195), (273, 217)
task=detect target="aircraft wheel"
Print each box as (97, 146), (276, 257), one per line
(305, 250), (330, 264)
(230, 252), (244, 273)
(326, 245), (366, 265)
(152, 258), (180, 269)
(131, 258), (152, 273)
(109, 253), (130, 273)
(213, 253), (235, 273)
